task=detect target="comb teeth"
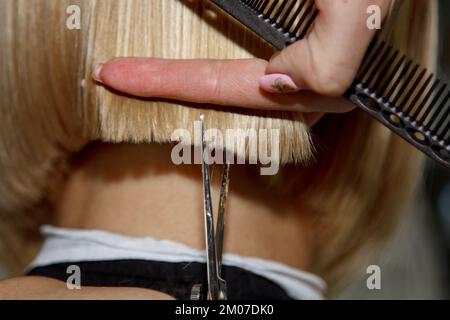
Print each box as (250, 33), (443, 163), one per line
(242, 0), (318, 38)
(210, 0), (316, 49)
(209, 0), (450, 168)
(354, 37), (450, 152)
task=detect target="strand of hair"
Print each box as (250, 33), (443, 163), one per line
(285, 0), (308, 32)
(357, 41), (386, 82)
(291, 1), (315, 36)
(415, 83), (446, 123)
(372, 50), (399, 92)
(391, 64), (419, 105)
(364, 45), (393, 86)
(427, 89), (448, 131)
(410, 79), (445, 123)
(402, 71), (431, 114)
(272, 0), (290, 23)
(263, 0), (279, 19)
(378, 55), (405, 97)
(384, 60), (410, 101)
(398, 69), (427, 110)
(432, 92), (450, 134)
(278, 0), (298, 27)
(440, 111), (450, 140)
(385, 60), (411, 101)
(298, 9), (318, 39)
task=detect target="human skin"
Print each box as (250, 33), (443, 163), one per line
(0, 143), (313, 299)
(0, 276), (175, 300)
(0, 0), (391, 299)
(92, 0), (391, 114)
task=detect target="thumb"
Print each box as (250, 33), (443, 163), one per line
(260, 0), (391, 97)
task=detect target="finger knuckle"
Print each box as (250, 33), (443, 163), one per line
(310, 67), (354, 96)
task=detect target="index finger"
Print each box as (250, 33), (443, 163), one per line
(93, 57), (353, 113)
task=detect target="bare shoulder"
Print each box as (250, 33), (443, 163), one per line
(0, 276), (175, 300)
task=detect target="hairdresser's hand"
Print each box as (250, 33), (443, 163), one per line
(92, 0), (390, 115)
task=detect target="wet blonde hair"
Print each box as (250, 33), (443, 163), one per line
(0, 0), (438, 293)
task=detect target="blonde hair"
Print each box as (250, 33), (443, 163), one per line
(0, 0), (438, 293)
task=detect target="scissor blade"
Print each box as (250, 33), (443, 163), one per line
(200, 114), (220, 300)
(216, 162), (230, 277)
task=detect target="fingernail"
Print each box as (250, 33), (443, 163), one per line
(259, 74), (300, 93)
(92, 63), (104, 83)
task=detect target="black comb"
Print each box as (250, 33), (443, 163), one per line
(209, 0), (450, 169)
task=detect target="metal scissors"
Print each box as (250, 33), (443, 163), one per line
(200, 114), (230, 300)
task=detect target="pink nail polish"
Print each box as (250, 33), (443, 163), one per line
(259, 74), (300, 93)
(92, 63), (104, 83)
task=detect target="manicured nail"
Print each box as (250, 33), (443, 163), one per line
(92, 63), (104, 83)
(259, 74), (300, 93)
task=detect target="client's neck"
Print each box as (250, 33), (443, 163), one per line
(54, 142), (313, 271)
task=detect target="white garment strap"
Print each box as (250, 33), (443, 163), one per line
(29, 225), (326, 300)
